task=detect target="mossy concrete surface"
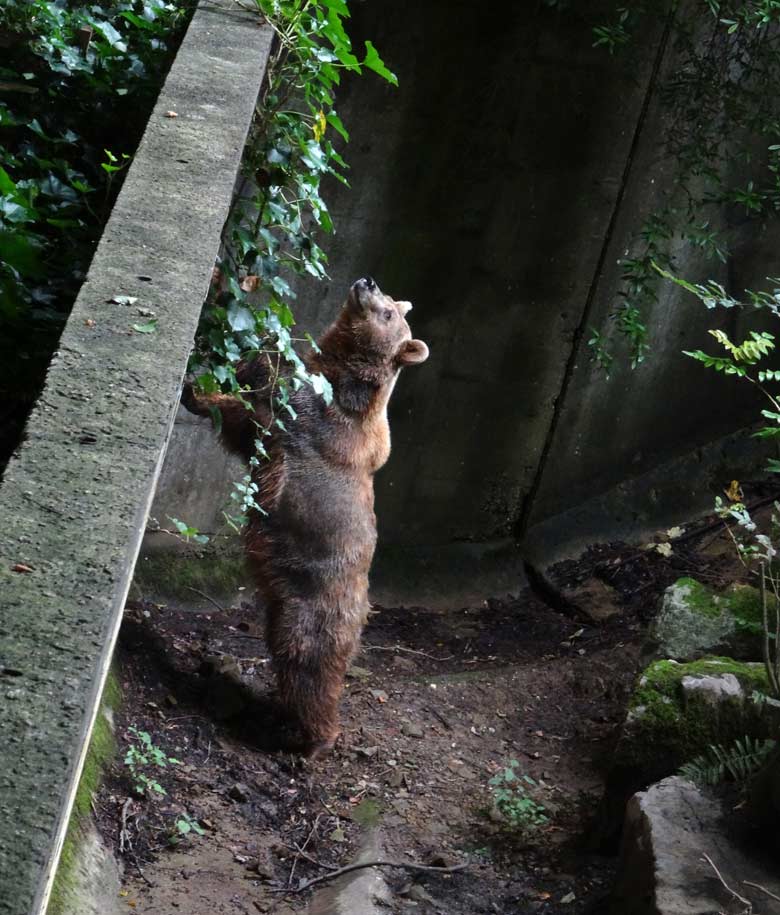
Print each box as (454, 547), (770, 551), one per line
(132, 546), (249, 607)
(650, 577), (768, 661)
(0, 3), (272, 912)
(49, 673), (122, 915)
(616, 657), (771, 779)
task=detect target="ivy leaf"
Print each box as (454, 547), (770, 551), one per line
(363, 41), (398, 86)
(226, 302), (256, 332)
(325, 111), (349, 142)
(309, 372), (333, 404)
(132, 319), (158, 333)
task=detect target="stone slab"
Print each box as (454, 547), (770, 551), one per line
(0, 4), (272, 912)
(610, 776), (780, 915)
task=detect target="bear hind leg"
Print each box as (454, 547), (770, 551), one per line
(276, 649), (351, 759)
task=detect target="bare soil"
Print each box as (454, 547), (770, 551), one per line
(99, 497), (766, 915)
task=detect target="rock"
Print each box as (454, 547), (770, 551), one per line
(650, 578), (769, 661)
(401, 720), (424, 738)
(228, 782), (251, 802)
(406, 883), (437, 904)
(681, 672), (743, 704)
(609, 776), (780, 914)
(250, 859), (274, 880)
(561, 577), (623, 623)
(347, 665), (372, 680)
(616, 657), (770, 780)
(256, 799), (278, 820)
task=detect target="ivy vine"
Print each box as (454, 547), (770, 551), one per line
(587, 1), (780, 371)
(186, 0), (396, 530)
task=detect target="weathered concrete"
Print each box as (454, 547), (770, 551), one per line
(287, 0), (670, 550)
(0, 4), (272, 913)
(146, 406), (244, 542)
(151, 0), (779, 590)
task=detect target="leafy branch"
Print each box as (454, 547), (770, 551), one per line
(589, 2), (780, 370)
(187, 0), (396, 528)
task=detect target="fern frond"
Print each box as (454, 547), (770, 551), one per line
(679, 736), (776, 786)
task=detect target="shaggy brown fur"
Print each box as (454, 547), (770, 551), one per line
(182, 278), (428, 757)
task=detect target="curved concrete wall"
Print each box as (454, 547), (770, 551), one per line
(283, 0), (774, 557)
(151, 1), (778, 580)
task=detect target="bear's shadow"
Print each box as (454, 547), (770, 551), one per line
(119, 615), (299, 755)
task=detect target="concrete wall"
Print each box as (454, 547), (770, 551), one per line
(0, 5), (272, 911)
(151, 1), (779, 582)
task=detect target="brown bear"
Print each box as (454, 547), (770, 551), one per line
(182, 277), (428, 758)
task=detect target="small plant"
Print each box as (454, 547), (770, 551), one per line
(679, 736), (776, 786)
(169, 812), (206, 845)
(488, 759), (549, 833)
(168, 516), (209, 545)
(123, 726), (180, 797)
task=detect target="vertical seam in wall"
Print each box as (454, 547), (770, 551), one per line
(513, 8), (676, 549)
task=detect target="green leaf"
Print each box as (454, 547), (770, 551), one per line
(226, 303), (256, 332)
(325, 111), (349, 142)
(363, 40), (398, 85)
(132, 319), (158, 333)
(0, 230), (44, 276)
(0, 166), (16, 197)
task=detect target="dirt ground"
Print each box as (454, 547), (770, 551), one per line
(99, 494), (770, 915)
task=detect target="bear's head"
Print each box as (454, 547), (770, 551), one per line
(344, 277), (429, 368)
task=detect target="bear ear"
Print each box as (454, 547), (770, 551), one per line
(397, 300), (413, 316)
(396, 339), (429, 366)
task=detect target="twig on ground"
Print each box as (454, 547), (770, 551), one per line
(427, 706), (452, 730)
(132, 855), (154, 888)
(272, 858), (467, 894)
(364, 645), (453, 662)
(281, 843), (338, 872)
(743, 880), (780, 903)
(184, 586), (225, 613)
(119, 797), (134, 854)
(701, 853), (752, 914)
(288, 814), (321, 888)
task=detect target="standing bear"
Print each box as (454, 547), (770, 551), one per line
(182, 277), (429, 758)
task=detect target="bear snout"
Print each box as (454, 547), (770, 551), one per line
(348, 276), (380, 312)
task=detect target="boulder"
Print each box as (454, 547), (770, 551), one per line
(617, 657), (770, 780)
(590, 657), (773, 846)
(650, 578), (769, 661)
(609, 775), (780, 914)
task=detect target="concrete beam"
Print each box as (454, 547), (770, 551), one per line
(0, 4), (272, 912)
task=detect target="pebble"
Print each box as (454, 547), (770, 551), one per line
(229, 782), (251, 802)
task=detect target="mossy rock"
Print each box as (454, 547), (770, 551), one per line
(615, 656), (771, 783)
(650, 578), (770, 662)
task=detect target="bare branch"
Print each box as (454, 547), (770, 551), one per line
(272, 858), (468, 894)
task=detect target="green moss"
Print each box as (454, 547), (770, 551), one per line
(48, 669), (121, 915)
(132, 550), (247, 601)
(721, 583), (771, 635)
(620, 656), (770, 773)
(673, 577), (721, 618)
(351, 797), (383, 827)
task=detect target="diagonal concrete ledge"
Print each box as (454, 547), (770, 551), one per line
(0, 3), (272, 912)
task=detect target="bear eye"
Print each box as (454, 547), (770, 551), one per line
(383, 309), (393, 321)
